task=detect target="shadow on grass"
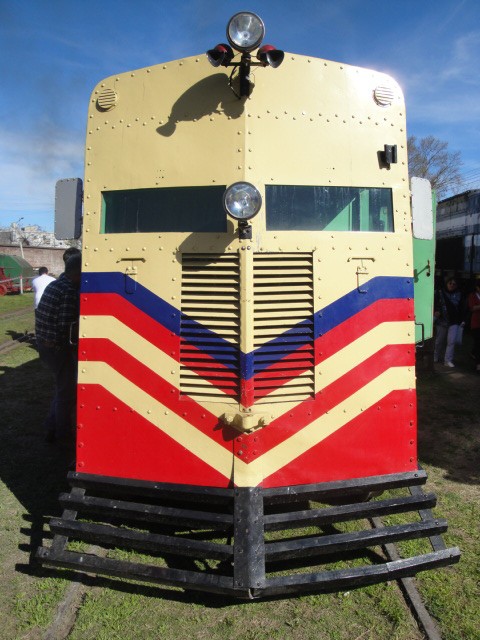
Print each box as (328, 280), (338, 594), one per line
(0, 346), (73, 573)
(5, 328), (31, 342)
(416, 331), (480, 486)
(0, 345), (239, 607)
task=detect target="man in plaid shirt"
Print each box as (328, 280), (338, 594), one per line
(36, 254), (81, 442)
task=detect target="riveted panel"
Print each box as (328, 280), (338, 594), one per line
(78, 50), (418, 488)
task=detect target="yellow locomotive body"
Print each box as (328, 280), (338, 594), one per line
(78, 53), (416, 489)
(39, 15), (459, 596)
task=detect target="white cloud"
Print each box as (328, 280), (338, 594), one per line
(440, 31), (480, 85)
(0, 127), (84, 216)
(399, 27), (480, 171)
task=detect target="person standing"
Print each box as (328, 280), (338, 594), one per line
(35, 254), (81, 442)
(62, 246), (81, 266)
(468, 276), (480, 374)
(433, 277), (465, 368)
(31, 267), (56, 310)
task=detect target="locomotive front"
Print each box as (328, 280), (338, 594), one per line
(39, 12), (459, 598)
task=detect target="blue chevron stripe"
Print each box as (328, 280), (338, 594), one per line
(82, 272), (180, 334)
(251, 276), (413, 375)
(314, 276), (414, 338)
(82, 273), (413, 381)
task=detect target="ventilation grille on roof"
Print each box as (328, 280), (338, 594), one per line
(97, 88), (118, 111)
(373, 85), (395, 107)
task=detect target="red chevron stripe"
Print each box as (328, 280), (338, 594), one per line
(80, 293), (179, 358)
(241, 377), (254, 407)
(80, 337), (413, 465)
(180, 339), (239, 394)
(78, 338), (237, 449)
(81, 293), (238, 391)
(260, 389), (417, 487)
(75, 386), (415, 488)
(250, 299), (413, 403)
(76, 384), (233, 487)
(81, 293), (412, 404)
(314, 298), (413, 364)
(235, 343), (415, 462)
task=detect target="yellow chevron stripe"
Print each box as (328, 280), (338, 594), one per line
(78, 362), (235, 480)
(81, 316), (236, 411)
(234, 366), (415, 486)
(315, 321), (413, 390)
(82, 316), (178, 385)
(82, 316), (414, 419)
(79, 362), (413, 487)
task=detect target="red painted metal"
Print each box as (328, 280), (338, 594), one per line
(77, 384), (234, 487)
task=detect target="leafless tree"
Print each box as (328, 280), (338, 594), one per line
(407, 135), (463, 199)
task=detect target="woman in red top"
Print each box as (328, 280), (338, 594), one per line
(468, 277), (480, 373)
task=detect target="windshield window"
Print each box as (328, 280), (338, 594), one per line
(101, 186), (227, 233)
(266, 185), (394, 232)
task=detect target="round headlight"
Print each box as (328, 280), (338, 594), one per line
(227, 12), (265, 52)
(223, 182), (262, 220)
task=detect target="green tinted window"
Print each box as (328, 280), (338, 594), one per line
(101, 186), (227, 233)
(266, 186), (394, 232)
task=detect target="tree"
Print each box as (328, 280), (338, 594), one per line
(407, 135), (463, 199)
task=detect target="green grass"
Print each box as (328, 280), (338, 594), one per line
(0, 291), (34, 313)
(0, 341), (72, 640)
(0, 313), (34, 346)
(0, 328), (479, 639)
(69, 582), (420, 640)
(0, 292), (35, 346)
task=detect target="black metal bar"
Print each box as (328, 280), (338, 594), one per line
(67, 471), (426, 506)
(36, 547), (241, 597)
(370, 516), (443, 640)
(68, 472), (234, 504)
(258, 548), (461, 597)
(49, 518), (233, 561)
(264, 493), (437, 531)
(233, 487), (265, 591)
(58, 493), (233, 530)
(262, 471), (427, 504)
(409, 484), (446, 552)
(50, 486), (85, 555)
(265, 520), (448, 561)
(239, 53), (252, 97)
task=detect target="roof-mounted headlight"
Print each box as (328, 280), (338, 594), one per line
(227, 12), (265, 52)
(223, 182), (262, 220)
(207, 12), (282, 98)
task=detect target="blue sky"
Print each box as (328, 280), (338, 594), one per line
(1, 0), (479, 231)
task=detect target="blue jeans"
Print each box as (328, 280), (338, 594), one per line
(38, 342), (77, 439)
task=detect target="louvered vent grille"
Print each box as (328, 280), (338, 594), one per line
(373, 85), (394, 107)
(253, 253), (315, 403)
(180, 254), (240, 401)
(97, 87), (118, 111)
